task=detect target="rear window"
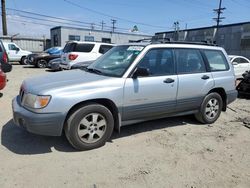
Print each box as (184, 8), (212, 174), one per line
(63, 43), (76, 53)
(75, 43), (95, 52)
(99, 45), (113, 54)
(204, 50), (229, 71)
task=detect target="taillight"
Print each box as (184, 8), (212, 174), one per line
(3, 52), (8, 63)
(68, 54), (78, 60)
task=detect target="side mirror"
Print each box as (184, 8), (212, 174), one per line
(232, 61), (238, 65)
(16, 48), (20, 51)
(1, 63), (12, 73)
(132, 67), (149, 78)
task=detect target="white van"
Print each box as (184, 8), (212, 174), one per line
(3, 42), (32, 64)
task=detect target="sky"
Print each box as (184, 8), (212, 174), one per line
(2, 0), (250, 38)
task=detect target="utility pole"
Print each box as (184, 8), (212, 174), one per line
(213, 0), (226, 28)
(173, 21), (179, 41)
(111, 19), (116, 33)
(1, 0), (7, 35)
(90, 23), (95, 30)
(100, 21), (105, 31)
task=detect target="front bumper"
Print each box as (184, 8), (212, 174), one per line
(12, 96), (65, 136)
(60, 63), (71, 70)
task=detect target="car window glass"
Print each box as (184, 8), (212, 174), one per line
(238, 58), (248, 64)
(137, 48), (175, 76)
(75, 44), (95, 52)
(99, 45), (113, 54)
(8, 44), (17, 50)
(204, 50), (229, 71)
(63, 43), (76, 53)
(175, 49), (206, 74)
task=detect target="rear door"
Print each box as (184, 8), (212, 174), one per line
(123, 48), (178, 121)
(175, 48), (214, 111)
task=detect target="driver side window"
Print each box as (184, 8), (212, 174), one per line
(8, 44), (17, 51)
(137, 48), (175, 76)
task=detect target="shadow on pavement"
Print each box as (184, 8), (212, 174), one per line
(1, 120), (76, 155)
(112, 115), (199, 140)
(1, 115), (200, 155)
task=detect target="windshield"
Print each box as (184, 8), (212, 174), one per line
(88, 45), (144, 77)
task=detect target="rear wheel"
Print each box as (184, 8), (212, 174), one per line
(36, 59), (47, 68)
(65, 104), (114, 150)
(195, 92), (223, 124)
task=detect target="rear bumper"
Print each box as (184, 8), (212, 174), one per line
(226, 90), (238, 105)
(12, 96), (65, 136)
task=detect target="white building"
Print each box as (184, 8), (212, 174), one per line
(50, 26), (151, 46)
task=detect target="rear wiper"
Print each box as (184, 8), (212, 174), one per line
(84, 67), (103, 75)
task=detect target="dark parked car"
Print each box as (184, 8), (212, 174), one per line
(27, 47), (62, 68)
(0, 40), (12, 73)
(70, 60), (94, 69)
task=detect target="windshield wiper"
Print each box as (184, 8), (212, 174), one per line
(84, 67), (103, 75)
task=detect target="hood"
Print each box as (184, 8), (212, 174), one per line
(22, 69), (118, 95)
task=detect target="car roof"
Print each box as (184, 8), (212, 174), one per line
(66, 41), (114, 45)
(119, 42), (224, 51)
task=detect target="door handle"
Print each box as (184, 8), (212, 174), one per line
(163, 78), (175, 83)
(201, 75), (210, 80)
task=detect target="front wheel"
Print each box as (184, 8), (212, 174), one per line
(195, 92), (223, 124)
(65, 104), (114, 150)
(36, 59), (47, 68)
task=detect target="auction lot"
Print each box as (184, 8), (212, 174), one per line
(0, 64), (250, 188)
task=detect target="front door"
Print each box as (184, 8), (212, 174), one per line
(8, 44), (20, 61)
(123, 48), (178, 121)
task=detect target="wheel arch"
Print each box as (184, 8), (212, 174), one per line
(208, 87), (227, 111)
(64, 98), (121, 133)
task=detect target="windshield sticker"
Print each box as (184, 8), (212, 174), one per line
(127, 46), (144, 51)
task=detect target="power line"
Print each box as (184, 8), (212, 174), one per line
(6, 7), (101, 27)
(63, 0), (166, 29)
(5, 7), (140, 33)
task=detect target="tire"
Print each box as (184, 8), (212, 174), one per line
(195, 92), (223, 124)
(65, 103), (114, 150)
(36, 59), (47, 68)
(20, 56), (27, 65)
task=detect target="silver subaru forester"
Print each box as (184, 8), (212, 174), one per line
(12, 42), (237, 150)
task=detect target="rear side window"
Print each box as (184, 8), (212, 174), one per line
(175, 49), (206, 74)
(74, 43), (95, 52)
(99, 45), (113, 54)
(204, 50), (229, 71)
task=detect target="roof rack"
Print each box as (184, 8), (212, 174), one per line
(150, 36), (218, 46)
(133, 38), (152, 43)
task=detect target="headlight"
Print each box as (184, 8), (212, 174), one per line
(22, 93), (51, 109)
